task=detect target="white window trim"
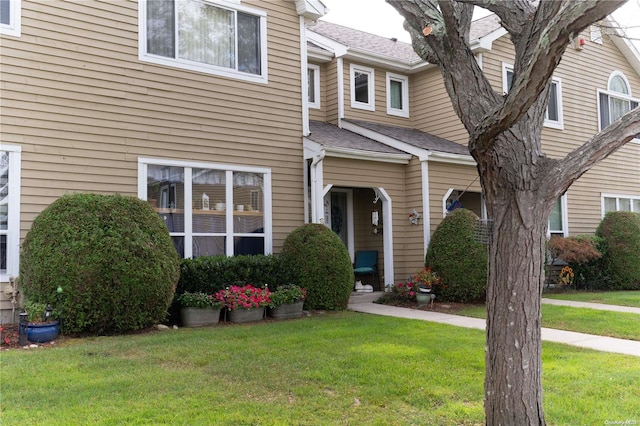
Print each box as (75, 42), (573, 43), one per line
(503, 63), (562, 129)
(548, 194), (568, 238)
(597, 71), (639, 143)
(350, 64), (375, 111)
(544, 77), (564, 130)
(138, 0), (269, 84)
(137, 157), (272, 257)
(601, 193), (640, 217)
(386, 72), (409, 118)
(308, 63), (320, 109)
(0, 0), (21, 37)
(608, 71), (632, 95)
(1, 145), (21, 283)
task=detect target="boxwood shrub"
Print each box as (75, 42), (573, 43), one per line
(596, 211), (640, 290)
(281, 224), (354, 310)
(20, 193), (180, 334)
(425, 209), (487, 303)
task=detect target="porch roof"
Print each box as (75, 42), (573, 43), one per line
(308, 121), (407, 155)
(344, 120), (471, 156)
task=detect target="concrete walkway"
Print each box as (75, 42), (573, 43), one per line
(347, 292), (640, 357)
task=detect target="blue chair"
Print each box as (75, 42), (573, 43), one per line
(353, 250), (380, 290)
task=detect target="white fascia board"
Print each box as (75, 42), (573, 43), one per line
(295, 0), (328, 20)
(605, 16), (640, 76)
(324, 146), (412, 164)
(304, 138), (323, 159)
(428, 151), (476, 166)
(307, 30), (348, 57)
(344, 49), (433, 74)
(308, 46), (333, 63)
(470, 27), (508, 53)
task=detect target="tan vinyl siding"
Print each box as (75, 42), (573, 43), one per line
(411, 68), (469, 145)
(1, 0), (307, 251)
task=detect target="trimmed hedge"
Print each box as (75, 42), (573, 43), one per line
(596, 211), (640, 290)
(20, 193), (180, 334)
(425, 209), (487, 303)
(281, 224), (354, 310)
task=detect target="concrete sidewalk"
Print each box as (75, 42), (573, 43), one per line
(347, 292), (640, 357)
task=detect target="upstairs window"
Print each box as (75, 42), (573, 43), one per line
(141, 0), (267, 83)
(599, 71), (639, 131)
(386, 72), (409, 117)
(0, 0), (21, 37)
(503, 63), (562, 129)
(308, 64), (320, 109)
(350, 64), (375, 111)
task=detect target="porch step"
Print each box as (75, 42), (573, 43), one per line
(348, 291), (383, 305)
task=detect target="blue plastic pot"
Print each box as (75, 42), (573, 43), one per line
(27, 321), (59, 343)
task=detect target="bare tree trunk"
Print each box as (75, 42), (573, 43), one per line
(484, 191), (548, 425)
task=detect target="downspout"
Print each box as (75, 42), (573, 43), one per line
(337, 57), (344, 128)
(421, 157), (432, 256)
(300, 16), (310, 136)
(310, 151), (326, 223)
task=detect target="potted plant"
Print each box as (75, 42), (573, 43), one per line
(215, 284), (270, 324)
(177, 292), (223, 327)
(410, 267), (441, 305)
(21, 301), (59, 344)
(268, 284), (306, 320)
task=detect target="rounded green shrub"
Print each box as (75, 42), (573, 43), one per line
(425, 209), (487, 303)
(596, 211), (640, 290)
(20, 193), (180, 334)
(280, 224), (354, 310)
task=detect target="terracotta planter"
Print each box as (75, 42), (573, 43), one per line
(180, 308), (221, 327)
(228, 307), (265, 324)
(269, 301), (304, 320)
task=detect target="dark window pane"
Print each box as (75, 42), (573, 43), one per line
(355, 72), (369, 103)
(599, 93), (610, 128)
(546, 83), (558, 121)
(237, 12), (260, 74)
(147, 0), (175, 57)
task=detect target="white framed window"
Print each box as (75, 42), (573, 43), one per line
(548, 195), (568, 238)
(503, 63), (562, 129)
(0, 0), (21, 37)
(350, 64), (375, 111)
(308, 63), (320, 109)
(138, 158), (272, 258)
(602, 194), (640, 216)
(386, 72), (409, 117)
(598, 71), (639, 139)
(139, 0), (268, 84)
(0, 145), (21, 282)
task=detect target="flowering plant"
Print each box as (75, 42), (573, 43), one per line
(215, 284), (271, 311)
(268, 285), (306, 307)
(410, 267), (441, 291)
(177, 292), (223, 309)
(389, 281), (418, 300)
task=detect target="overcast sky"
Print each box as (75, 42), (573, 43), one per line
(319, 0), (640, 49)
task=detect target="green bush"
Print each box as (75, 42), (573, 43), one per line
(20, 193), (180, 334)
(280, 224), (354, 310)
(425, 209), (487, 303)
(596, 211), (640, 290)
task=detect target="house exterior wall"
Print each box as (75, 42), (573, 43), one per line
(0, 0), (308, 279)
(484, 31), (640, 236)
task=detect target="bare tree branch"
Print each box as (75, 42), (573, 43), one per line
(456, 0), (535, 37)
(472, 0), (627, 155)
(552, 108), (640, 196)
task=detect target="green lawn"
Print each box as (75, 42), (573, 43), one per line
(454, 304), (640, 341)
(543, 290), (640, 307)
(1, 312), (638, 425)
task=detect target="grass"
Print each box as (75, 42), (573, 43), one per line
(1, 312), (639, 425)
(543, 290), (640, 307)
(454, 304), (640, 341)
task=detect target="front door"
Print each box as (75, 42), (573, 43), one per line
(324, 188), (354, 259)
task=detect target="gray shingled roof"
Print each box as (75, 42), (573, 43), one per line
(345, 120), (470, 156)
(309, 15), (503, 63)
(309, 20), (421, 63)
(308, 121), (406, 154)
